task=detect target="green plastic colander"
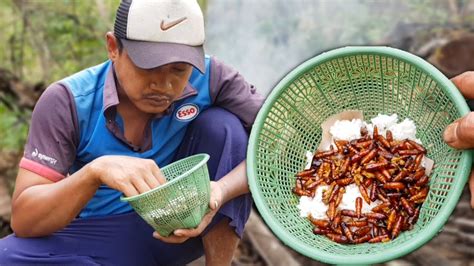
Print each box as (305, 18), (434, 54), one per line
(247, 46), (472, 265)
(121, 153), (211, 237)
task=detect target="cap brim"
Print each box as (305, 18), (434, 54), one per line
(121, 39), (205, 73)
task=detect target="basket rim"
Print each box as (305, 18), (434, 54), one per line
(247, 46), (473, 264)
(120, 153), (210, 202)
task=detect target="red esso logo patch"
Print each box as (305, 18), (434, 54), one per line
(175, 104), (199, 121)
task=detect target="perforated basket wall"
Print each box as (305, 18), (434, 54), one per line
(247, 47), (472, 265)
(122, 153), (210, 237)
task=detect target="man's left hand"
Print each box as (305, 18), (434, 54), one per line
(153, 181), (224, 243)
(443, 71), (474, 208)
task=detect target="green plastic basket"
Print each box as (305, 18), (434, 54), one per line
(121, 153), (211, 237)
(247, 46), (473, 265)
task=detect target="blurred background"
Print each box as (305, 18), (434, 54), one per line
(0, 0), (473, 265)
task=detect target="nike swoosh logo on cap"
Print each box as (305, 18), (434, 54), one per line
(160, 17), (187, 31)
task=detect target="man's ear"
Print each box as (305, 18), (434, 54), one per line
(106, 32), (120, 61)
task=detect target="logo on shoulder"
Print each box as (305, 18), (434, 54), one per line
(31, 147), (57, 165)
(32, 148), (39, 157)
(175, 104), (199, 122)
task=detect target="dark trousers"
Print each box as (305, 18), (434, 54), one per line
(0, 107), (252, 266)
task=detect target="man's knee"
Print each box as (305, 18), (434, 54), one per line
(190, 107), (248, 144)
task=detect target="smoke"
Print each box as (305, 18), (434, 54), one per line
(203, 0), (451, 96)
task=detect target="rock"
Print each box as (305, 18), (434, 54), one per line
(454, 218), (474, 234)
(0, 219), (12, 238)
(243, 209), (300, 266)
(0, 68), (45, 110)
(0, 177), (11, 220)
(428, 33), (474, 78)
(406, 245), (459, 265)
(384, 260), (416, 266)
(459, 233), (474, 245)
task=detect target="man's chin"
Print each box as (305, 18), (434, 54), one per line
(139, 105), (171, 115)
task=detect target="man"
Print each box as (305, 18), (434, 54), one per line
(0, 0), (264, 265)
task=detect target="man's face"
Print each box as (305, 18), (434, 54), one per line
(106, 33), (193, 114)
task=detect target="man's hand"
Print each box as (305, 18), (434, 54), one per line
(89, 155), (166, 197)
(443, 71), (474, 208)
(152, 181), (224, 244)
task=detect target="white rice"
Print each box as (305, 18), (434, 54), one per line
(331, 113), (420, 144)
(297, 184), (380, 219)
(298, 113), (420, 219)
(329, 119), (365, 141)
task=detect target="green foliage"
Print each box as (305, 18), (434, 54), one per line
(0, 101), (29, 152)
(0, 0), (120, 84)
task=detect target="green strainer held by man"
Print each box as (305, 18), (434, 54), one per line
(122, 153), (211, 237)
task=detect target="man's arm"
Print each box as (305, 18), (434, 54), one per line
(11, 166), (100, 237)
(209, 56), (265, 131)
(12, 155), (165, 237)
(215, 160), (248, 204)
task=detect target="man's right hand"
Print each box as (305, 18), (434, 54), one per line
(90, 156), (166, 197)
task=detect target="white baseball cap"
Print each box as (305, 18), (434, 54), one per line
(113, 0), (205, 73)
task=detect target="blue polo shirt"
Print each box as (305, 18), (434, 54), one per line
(19, 56), (264, 218)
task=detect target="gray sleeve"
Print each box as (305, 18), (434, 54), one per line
(209, 56), (265, 130)
(22, 83), (79, 178)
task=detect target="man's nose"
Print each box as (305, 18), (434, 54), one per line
(149, 80), (171, 91)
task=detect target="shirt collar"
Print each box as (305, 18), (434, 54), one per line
(103, 63), (120, 111)
(102, 63), (198, 118)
